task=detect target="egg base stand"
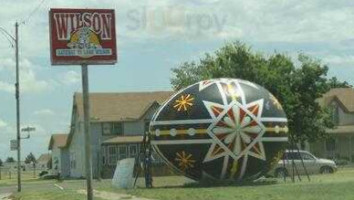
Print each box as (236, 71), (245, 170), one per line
(133, 131), (153, 188)
(281, 136), (311, 182)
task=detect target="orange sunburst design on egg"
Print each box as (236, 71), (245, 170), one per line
(173, 94), (195, 112)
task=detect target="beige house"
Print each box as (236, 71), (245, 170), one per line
(37, 153), (51, 170)
(311, 88), (354, 162)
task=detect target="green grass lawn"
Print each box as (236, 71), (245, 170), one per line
(11, 188), (89, 200)
(0, 170), (40, 187)
(3, 167), (354, 200)
(125, 167), (354, 200)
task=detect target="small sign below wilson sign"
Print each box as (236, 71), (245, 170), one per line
(10, 140), (17, 151)
(49, 8), (117, 65)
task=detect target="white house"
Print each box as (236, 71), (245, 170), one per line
(48, 134), (69, 177)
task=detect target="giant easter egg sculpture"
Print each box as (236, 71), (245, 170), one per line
(150, 79), (288, 181)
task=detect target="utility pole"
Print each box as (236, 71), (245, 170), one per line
(0, 22), (21, 192)
(15, 22), (21, 193)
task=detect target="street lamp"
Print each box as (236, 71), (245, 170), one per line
(0, 22), (21, 192)
(21, 126), (35, 139)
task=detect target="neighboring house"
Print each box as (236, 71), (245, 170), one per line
(64, 91), (173, 178)
(311, 88), (354, 162)
(48, 134), (70, 177)
(2, 161), (25, 169)
(37, 153), (52, 170)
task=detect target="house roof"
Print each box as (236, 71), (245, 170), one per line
(37, 153), (51, 163)
(102, 135), (143, 144)
(48, 134), (68, 150)
(318, 88), (354, 113)
(74, 91), (174, 122)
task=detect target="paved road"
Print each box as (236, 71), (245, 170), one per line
(0, 193), (11, 199)
(0, 185), (15, 196)
(0, 181), (61, 197)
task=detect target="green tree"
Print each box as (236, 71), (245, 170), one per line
(0, 158), (3, 166)
(25, 152), (36, 165)
(327, 77), (351, 88)
(171, 41), (348, 144)
(6, 157), (15, 163)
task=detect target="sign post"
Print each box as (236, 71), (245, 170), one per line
(49, 8), (117, 200)
(81, 64), (93, 199)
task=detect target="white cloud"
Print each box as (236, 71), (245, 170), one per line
(33, 109), (55, 116)
(60, 70), (81, 85)
(0, 81), (14, 93)
(0, 119), (7, 128)
(0, 58), (52, 93)
(322, 55), (354, 66)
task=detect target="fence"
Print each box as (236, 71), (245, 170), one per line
(0, 167), (40, 180)
(0, 167), (15, 180)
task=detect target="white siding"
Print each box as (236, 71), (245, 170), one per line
(51, 148), (61, 175)
(69, 120), (85, 178)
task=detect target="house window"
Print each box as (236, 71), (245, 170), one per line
(70, 153), (76, 169)
(53, 157), (59, 170)
(102, 122), (123, 135)
(118, 145), (127, 160)
(108, 146), (117, 165)
(102, 123), (112, 135)
(129, 144), (138, 157)
(101, 146), (106, 165)
(113, 123), (123, 135)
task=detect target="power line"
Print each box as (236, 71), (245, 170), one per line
(21, 0), (47, 25)
(0, 28), (14, 47)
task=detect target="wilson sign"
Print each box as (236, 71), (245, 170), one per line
(49, 8), (117, 65)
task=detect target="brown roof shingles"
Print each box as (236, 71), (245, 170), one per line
(74, 91), (174, 122)
(37, 153), (51, 162)
(48, 134), (68, 150)
(319, 88), (354, 113)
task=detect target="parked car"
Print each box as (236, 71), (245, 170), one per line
(270, 150), (337, 178)
(39, 170), (49, 177)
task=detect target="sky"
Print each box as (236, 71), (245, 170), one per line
(1, 0), (354, 161)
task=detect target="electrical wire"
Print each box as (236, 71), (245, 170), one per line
(21, 0), (47, 25)
(0, 27), (15, 47)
